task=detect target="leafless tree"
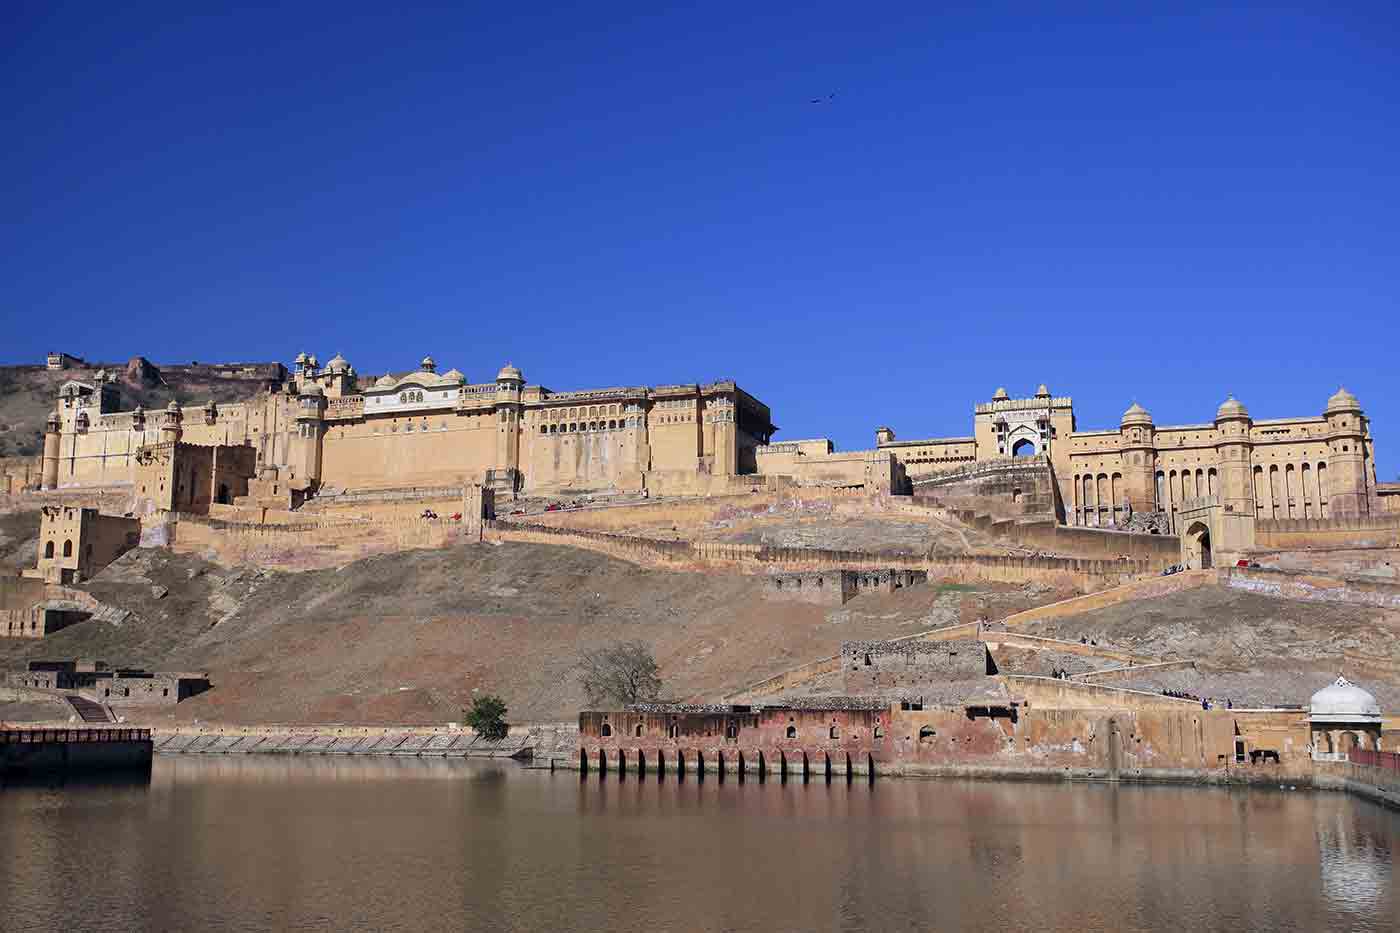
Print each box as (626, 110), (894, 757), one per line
(577, 640), (663, 706)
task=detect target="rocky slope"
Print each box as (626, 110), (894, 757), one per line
(0, 539), (1055, 725)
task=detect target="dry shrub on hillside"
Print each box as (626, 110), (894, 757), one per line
(577, 640), (663, 706)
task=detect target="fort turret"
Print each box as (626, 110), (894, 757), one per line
(1212, 395), (1254, 510)
(294, 384), (327, 491)
(492, 364), (525, 494)
(1118, 402), (1156, 516)
(160, 401), (183, 445)
(323, 352), (356, 398)
(1324, 387), (1369, 516)
(41, 410), (61, 490)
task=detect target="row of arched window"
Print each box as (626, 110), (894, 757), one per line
(540, 420), (624, 435)
(545, 404), (624, 422)
(1254, 461), (1329, 519)
(42, 539), (73, 559)
(598, 719), (879, 742)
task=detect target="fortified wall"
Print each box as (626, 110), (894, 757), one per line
(37, 353), (779, 501)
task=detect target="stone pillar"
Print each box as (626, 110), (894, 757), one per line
(462, 483), (495, 541)
(1324, 388), (1369, 517)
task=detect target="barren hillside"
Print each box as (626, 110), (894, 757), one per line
(0, 540), (1060, 725)
(1018, 585), (1400, 708)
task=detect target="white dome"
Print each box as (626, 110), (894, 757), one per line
(1309, 675), (1381, 723)
(375, 374), (397, 388)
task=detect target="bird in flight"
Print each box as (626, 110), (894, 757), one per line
(809, 92), (837, 104)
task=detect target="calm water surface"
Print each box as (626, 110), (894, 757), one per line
(1, 757), (1396, 932)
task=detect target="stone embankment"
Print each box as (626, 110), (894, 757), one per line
(152, 723), (579, 764)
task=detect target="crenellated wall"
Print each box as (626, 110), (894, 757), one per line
(1254, 513), (1400, 550)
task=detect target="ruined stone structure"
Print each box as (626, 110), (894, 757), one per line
(842, 639), (990, 694)
(30, 506), (140, 584)
(5, 660), (210, 706)
(46, 351), (85, 371)
(579, 673), (1382, 781)
(763, 569), (927, 605)
(0, 578), (90, 639)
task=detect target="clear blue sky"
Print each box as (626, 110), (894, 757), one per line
(4, 3), (1397, 477)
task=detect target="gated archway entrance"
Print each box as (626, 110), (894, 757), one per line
(1184, 521), (1212, 569)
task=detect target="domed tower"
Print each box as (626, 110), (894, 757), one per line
(1324, 388), (1369, 516)
(324, 352), (355, 397)
(1309, 675), (1382, 758)
(160, 401), (183, 445)
(41, 409), (61, 490)
(492, 364), (524, 493)
(1118, 402), (1157, 517)
(295, 384), (327, 491)
(1213, 395), (1254, 514)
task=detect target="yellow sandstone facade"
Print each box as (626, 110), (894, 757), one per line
(34, 356), (1381, 546)
(877, 384), (1380, 532)
(40, 353), (776, 502)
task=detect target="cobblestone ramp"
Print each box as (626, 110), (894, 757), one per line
(304, 735), (338, 754)
(444, 734), (477, 757)
(361, 733), (408, 753)
(202, 735), (244, 753)
(270, 734), (315, 753)
(420, 734), (457, 755)
(157, 734), (198, 752)
(390, 734), (434, 756)
(326, 736), (368, 755)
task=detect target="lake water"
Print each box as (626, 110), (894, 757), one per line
(1, 757), (1396, 932)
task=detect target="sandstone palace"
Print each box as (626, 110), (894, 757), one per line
(30, 351), (1393, 568)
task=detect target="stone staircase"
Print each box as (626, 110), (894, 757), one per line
(65, 695), (115, 723)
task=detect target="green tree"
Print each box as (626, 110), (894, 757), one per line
(577, 641), (663, 706)
(465, 694), (509, 740)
